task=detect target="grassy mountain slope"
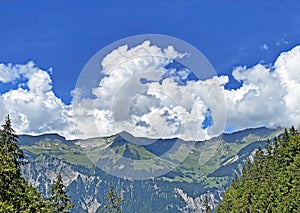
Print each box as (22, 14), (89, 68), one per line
(19, 127), (283, 212)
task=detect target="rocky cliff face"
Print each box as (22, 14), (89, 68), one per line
(22, 156), (102, 212)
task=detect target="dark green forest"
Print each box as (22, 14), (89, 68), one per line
(217, 127), (300, 212)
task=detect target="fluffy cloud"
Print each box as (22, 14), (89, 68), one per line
(74, 41), (300, 140)
(224, 45), (300, 131)
(73, 41), (225, 141)
(0, 61), (75, 137)
(275, 46), (300, 126)
(1, 42), (300, 141)
(0, 62), (30, 83)
(224, 64), (288, 130)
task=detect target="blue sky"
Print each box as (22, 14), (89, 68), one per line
(1, 0), (299, 104)
(1, 1), (300, 139)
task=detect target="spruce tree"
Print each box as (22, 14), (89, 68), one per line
(0, 115), (24, 175)
(48, 173), (74, 213)
(102, 182), (123, 213)
(0, 115), (50, 212)
(217, 127), (300, 212)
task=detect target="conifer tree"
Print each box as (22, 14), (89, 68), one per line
(102, 182), (123, 213)
(48, 173), (74, 213)
(0, 115), (50, 212)
(217, 127), (300, 212)
(0, 115), (24, 175)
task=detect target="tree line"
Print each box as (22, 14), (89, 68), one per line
(217, 127), (300, 212)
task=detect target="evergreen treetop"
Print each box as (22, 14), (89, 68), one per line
(217, 127), (300, 212)
(48, 173), (74, 213)
(0, 115), (51, 212)
(102, 182), (123, 213)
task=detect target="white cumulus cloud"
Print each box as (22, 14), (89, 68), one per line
(224, 45), (300, 131)
(1, 42), (300, 141)
(0, 61), (75, 137)
(73, 41), (225, 141)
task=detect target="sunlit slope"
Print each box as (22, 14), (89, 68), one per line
(19, 127), (282, 182)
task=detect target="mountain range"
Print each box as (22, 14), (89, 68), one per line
(19, 127), (283, 213)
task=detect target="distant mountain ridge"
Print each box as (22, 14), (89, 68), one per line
(19, 133), (67, 146)
(19, 127), (283, 212)
(19, 126), (278, 146)
(222, 127), (277, 142)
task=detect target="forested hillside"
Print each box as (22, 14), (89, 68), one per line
(217, 127), (300, 212)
